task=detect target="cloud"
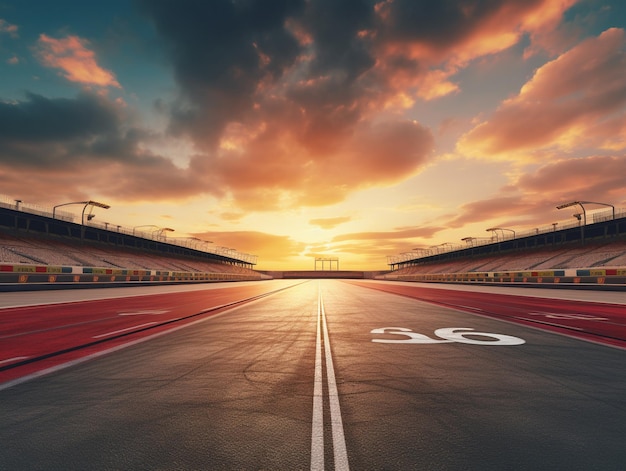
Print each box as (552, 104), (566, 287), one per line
(198, 117), (435, 210)
(442, 154), (626, 230)
(35, 34), (121, 88)
(138, 0), (303, 147)
(332, 225), (444, 242)
(458, 28), (626, 159)
(0, 19), (18, 38)
(309, 216), (352, 229)
(191, 230), (307, 263)
(135, 0), (574, 212)
(370, 0), (577, 99)
(0, 92), (119, 151)
(447, 196), (535, 229)
(517, 155), (626, 203)
(0, 0), (590, 225)
(0, 92), (209, 203)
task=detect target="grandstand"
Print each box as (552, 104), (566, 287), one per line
(0, 231), (256, 273)
(386, 240), (626, 276)
(0, 196), (265, 287)
(382, 208), (626, 287)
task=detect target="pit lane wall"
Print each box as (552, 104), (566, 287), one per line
(0, 263), (267, 290)
(380, 268), (626, 288)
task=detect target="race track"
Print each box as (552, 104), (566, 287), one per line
(1, 280), (625, 470)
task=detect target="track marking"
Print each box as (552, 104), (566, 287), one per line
(311, 283), (350, 471)
(311, 289), (324, 471)
(118, 310), (170, 316)
(93, 322), (158, 339)
(456, 305), (484, 311)
(0, 356), (29, 365)
(321, 291), (350, 470)
(528, 312), (608, 321)
(371, 327), (525, 345)
(516, 317), (584, 331)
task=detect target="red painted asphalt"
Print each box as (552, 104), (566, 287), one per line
(0, 284), (291, 383)
(348, 281), (626, 348)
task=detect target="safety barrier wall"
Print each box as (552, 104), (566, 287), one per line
(381, 267), (626, 287)
(0, 263), (266, 288)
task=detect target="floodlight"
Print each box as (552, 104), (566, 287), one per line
(556, 201), (578, 210)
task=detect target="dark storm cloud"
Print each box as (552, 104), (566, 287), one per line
(138, 0), (305, 146)
(376, 0), (543, 47)
(128, 0), (574, 211)
(300, 0), (375, 79)
(0, 92), (118, 144)
(0, 1), (572, 194)
(0, 92), (141, 169)
(138, 0), (555, 151)
(139, 0), (377, 152)
(0, 91), (204, 202)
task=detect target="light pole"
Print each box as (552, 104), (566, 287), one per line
(53, 200), (110, 224)
(461, 237), (476, 246)
(154, 227), (174, 241)
(486, 227), (515, 240)
(556, 200), (615, 225)
(573, 213), (582, 226)
(486, 228), (499, 242)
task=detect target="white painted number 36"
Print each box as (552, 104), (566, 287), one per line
(371, 327), (525, 345)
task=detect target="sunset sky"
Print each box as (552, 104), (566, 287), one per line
(1, 0), (625, 271)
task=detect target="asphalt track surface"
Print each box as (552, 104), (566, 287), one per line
(1, 280), (625, 470)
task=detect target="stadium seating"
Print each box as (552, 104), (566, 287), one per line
(0, 232), (259, 277)
(388, 240), (626, 276)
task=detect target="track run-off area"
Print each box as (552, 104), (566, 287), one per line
(1, 280), (625, 470)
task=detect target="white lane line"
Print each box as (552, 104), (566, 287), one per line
(310, 289), (324, 471)
(92, 322), (158, 339)
(311, 283), (350, 471)
(320, 290), (350, 470)
(516, 317), (584, 330)
(118, 309), (170, 316)
(456, 305), (484, 311)
(0, 356), (29, 365)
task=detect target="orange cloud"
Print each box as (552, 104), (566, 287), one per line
(191, 230), (307, 264)
(441, 154), (626, 231)
(371, 0), (577, 104)
(517, 155), (626, 201)
(309, 216), (352, 229)
(458, 28), (626, 159)
(36, 34), (121, 88)
(200, 117), (435, 211)
(332, 225), (444, 242)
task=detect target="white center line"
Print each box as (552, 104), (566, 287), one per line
(311, 288), (325, 471)
(93, 322), (158, 339)
(311, 282), (350, 471)
(321, 290), (350, 470)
